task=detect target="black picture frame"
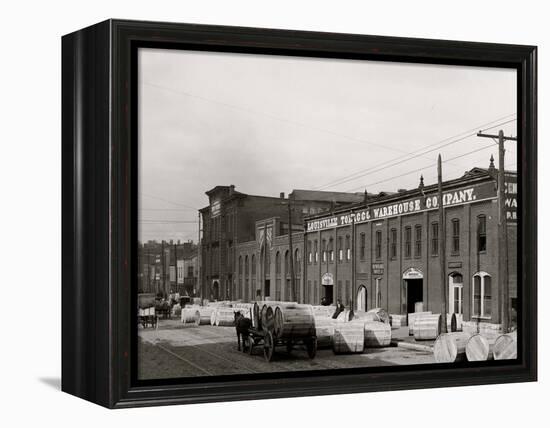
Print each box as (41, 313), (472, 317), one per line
(62, 19), (537, 408)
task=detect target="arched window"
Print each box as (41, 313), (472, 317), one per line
(314, 240), (318, 263)
(275, 251), (281, 275)
(356, 285), (367, 312)
(294, 248), (300, 275)
(322, 239), (327, 262)
(244, 255), (249, 277)
(345, 235), (351, 261)
(284, 250), (290, 276)
(472, 272), (492, 318)
(329, 238), (334, 262)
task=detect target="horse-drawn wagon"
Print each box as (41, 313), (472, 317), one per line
(243, 302), (317, 362)
(138, 293), (157, 328)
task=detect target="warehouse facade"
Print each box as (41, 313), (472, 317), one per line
(199, 185), (364, 301)
(302, 165), (517, 327)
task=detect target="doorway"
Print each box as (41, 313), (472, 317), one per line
(323, 285), (334, 305)
(264, 279), (270, 298)
(406, 279), (423, 313)
(356, 285), (367, 312)
(212, 280), (220, 301)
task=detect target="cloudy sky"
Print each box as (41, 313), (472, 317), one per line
(138, 48), (517, 242)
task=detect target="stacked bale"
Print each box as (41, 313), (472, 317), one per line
(181, 308), (200, 326)
(333, 321), (365, 354)
(363, 321), (392, 347)
(312, 305), (334, 318)
(413, 314), (442, 340)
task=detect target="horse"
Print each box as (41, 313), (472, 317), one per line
(234, 311), (252, 352)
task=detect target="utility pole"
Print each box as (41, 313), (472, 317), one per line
(287, 200), (296, 302)
(476, 130), (517, 333)
(438, 154), (448, 333)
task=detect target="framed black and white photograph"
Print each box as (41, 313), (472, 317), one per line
(62, 19), (537, 408)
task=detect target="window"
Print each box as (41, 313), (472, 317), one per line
(345, 235), (351, 261)
(360, 233), (366, 260)
(390, 229), (397, 259)
(307, 241), (312, 264)
(431, 222), (439, 256)
(275, 251), (281, 275)
(452, 219), (460, 254)
(414, 225), (422, 257)
(329, 238), (334, 262)
(245, 255), (249, 277)
(314, 240), (318, 263)
(294, 249), (300, 275)
(187, 265), (194, 277)
(284, 250), (290, 275)
(477, 215), (487, 252)
(375, 230), (382, 260)
(251, 254), (256, 275)
(238, 256), (242, 275)
(404, 226), (412, 258)
(338, 236), (343, 262)
(473, 272), (492, 318)
(322, 239), (327, 262)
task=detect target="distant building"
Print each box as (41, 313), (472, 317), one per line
(199, 185), (364, 301)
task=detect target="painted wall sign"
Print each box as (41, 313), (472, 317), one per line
(211, 199), (221, 217)
(505, 174), (517, 223)
(321, 272), (334, 286)
(306, 180), (500, 232)
(448, 261), (463, 269)
(372, 263), (384, 275)
(403, 267), (423, 279)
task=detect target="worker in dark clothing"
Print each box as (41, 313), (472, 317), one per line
(332, 299), (345, 319)
(321, 296), (328, 306)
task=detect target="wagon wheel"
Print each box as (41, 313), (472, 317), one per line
(242, 335), (251, 353)
(306, 337), (317, 359)
(263, 331), (275, 362)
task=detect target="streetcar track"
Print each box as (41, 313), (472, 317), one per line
(155, 343), (214, 376)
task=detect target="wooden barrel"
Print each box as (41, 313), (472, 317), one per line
(351, 310), (380, 323)
(198, 307), (214, 325)
(367, 308), (390, 324)
(390, 314), (407, 328)
(408, 311), (432, 335)
(493, 331), (517, 360)
(466, 334), (493, 361)
(312, 305), (333, 318)
(433, 332), (471, 363)
(273, 304), (315, 339)
(215, 308), (236, 327)
(363, 321), (392, 347)
(314, 317), (336, 348)
(413, 314), (441, 340)
(181, 308), (200, 325)
(333, 321), (365, 354)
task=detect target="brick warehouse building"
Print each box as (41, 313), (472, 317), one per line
(302, 165), (517, 327)
(199, 185), (364, 301)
